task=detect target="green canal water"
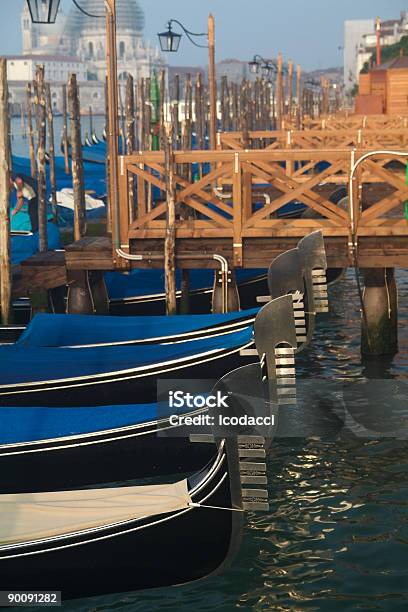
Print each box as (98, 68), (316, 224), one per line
(59, 270), (408, 610)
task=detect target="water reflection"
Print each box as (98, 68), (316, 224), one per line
(61, 270), (408, 611)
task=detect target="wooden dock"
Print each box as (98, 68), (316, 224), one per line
(14, 119), (408, 298)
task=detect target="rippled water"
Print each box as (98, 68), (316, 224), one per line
(58, 270), (408, 611)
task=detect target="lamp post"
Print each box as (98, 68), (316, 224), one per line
(248, 53), (284, 127)
(158, 15), (217, 151)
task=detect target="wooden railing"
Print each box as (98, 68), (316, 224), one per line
(114, 148), (408, 267)
(302, 115), (408, 130)
(220, 129), (408, 150)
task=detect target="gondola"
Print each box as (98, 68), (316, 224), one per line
(0, 327), (255, 407)
(6, 267), (268, 336)
(0, 335), (289, 600)
(0, 438), (246, 599)
(107, 267), (268, 316)
(13, 308), (259, 348)
(0, 295), (297, 493)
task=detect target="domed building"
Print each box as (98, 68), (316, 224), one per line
(21, 0), (166, 82)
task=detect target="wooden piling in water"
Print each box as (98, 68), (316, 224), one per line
(287, 60), (293, 119)
(172, 74), (180, 149)
(62, 84), (69, 175)
(125, 74), (135, 154)
(118, 84), (126, 154)
(164, 121), (177, 315)
(159, 69), (166, 150)
(182, 74), (192, 180)
(20, 102), (27, 139)
(195, 73), (205, 176)
(45, 83), (58, 223)
(125, 74), (135, 221)
(26, 83), (36, 179)
(276, 52), (283, 130)
(89, 105), (93, 137)
(361, 268), (398, 356)
(68, 73), (86, 241)
(296, 64), (302, 128)
(0, 58), (12, 324)
(104, 77), (111, 233)
(35, 65), (48, 252)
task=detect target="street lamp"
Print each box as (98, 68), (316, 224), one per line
(158, 16), (217, 151)
(262, 63), (276, 78)
(26, 0), (61, 24)
(158, 21), (200, 53)
(248, 55), (277, 78)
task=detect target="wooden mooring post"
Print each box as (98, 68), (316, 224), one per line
(67, 74), (93, 315)
(26, 83), (36, 179)
(68, 73), (86, 241)
(0, 58), (12, 324)
(35, 65), (48, 252)
(45, 83), (58, 223)
(276, 52), (283, 130)
(361, 268), (398, 356)
(164, 122), (177, 315)
(62, 84), (69, 174)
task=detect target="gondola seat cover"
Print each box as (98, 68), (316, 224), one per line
(0, 328), (253, 386)
(0, 404), (163, 444)
(16, 310), (258, 348)
(0, 480), (191, 545)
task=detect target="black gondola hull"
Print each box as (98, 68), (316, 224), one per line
(0, 348), (254, 407)
(0, 447), (242, 600)
(0, 425), (213, 493)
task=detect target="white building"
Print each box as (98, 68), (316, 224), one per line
(8, 0), (167, 115)
(7, 55), (87, 84)
(344, 19), (374, 92)
(21, 0), (165, 83)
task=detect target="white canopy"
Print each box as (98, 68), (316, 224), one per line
(54, 189), (105, 211)
(0, 479), (191, 546)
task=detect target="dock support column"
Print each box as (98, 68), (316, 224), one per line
(361, 268), (398, 356)
(212, 268), (240, 314)
(89, 271), (110, 315)
(67, 271), (94, 315)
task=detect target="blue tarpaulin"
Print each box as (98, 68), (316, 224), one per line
(17, 308), (258, 348)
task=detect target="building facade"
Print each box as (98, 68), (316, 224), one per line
(8, 0), (166, 114)
(344, 12), (408, 92)
(343, 19), (375, 92)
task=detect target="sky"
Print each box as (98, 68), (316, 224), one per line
(1, 0), (406, 70)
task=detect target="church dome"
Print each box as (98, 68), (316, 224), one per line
(66, 0), (145, 35)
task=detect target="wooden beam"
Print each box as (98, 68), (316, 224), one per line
(0, 58), (11, 324)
